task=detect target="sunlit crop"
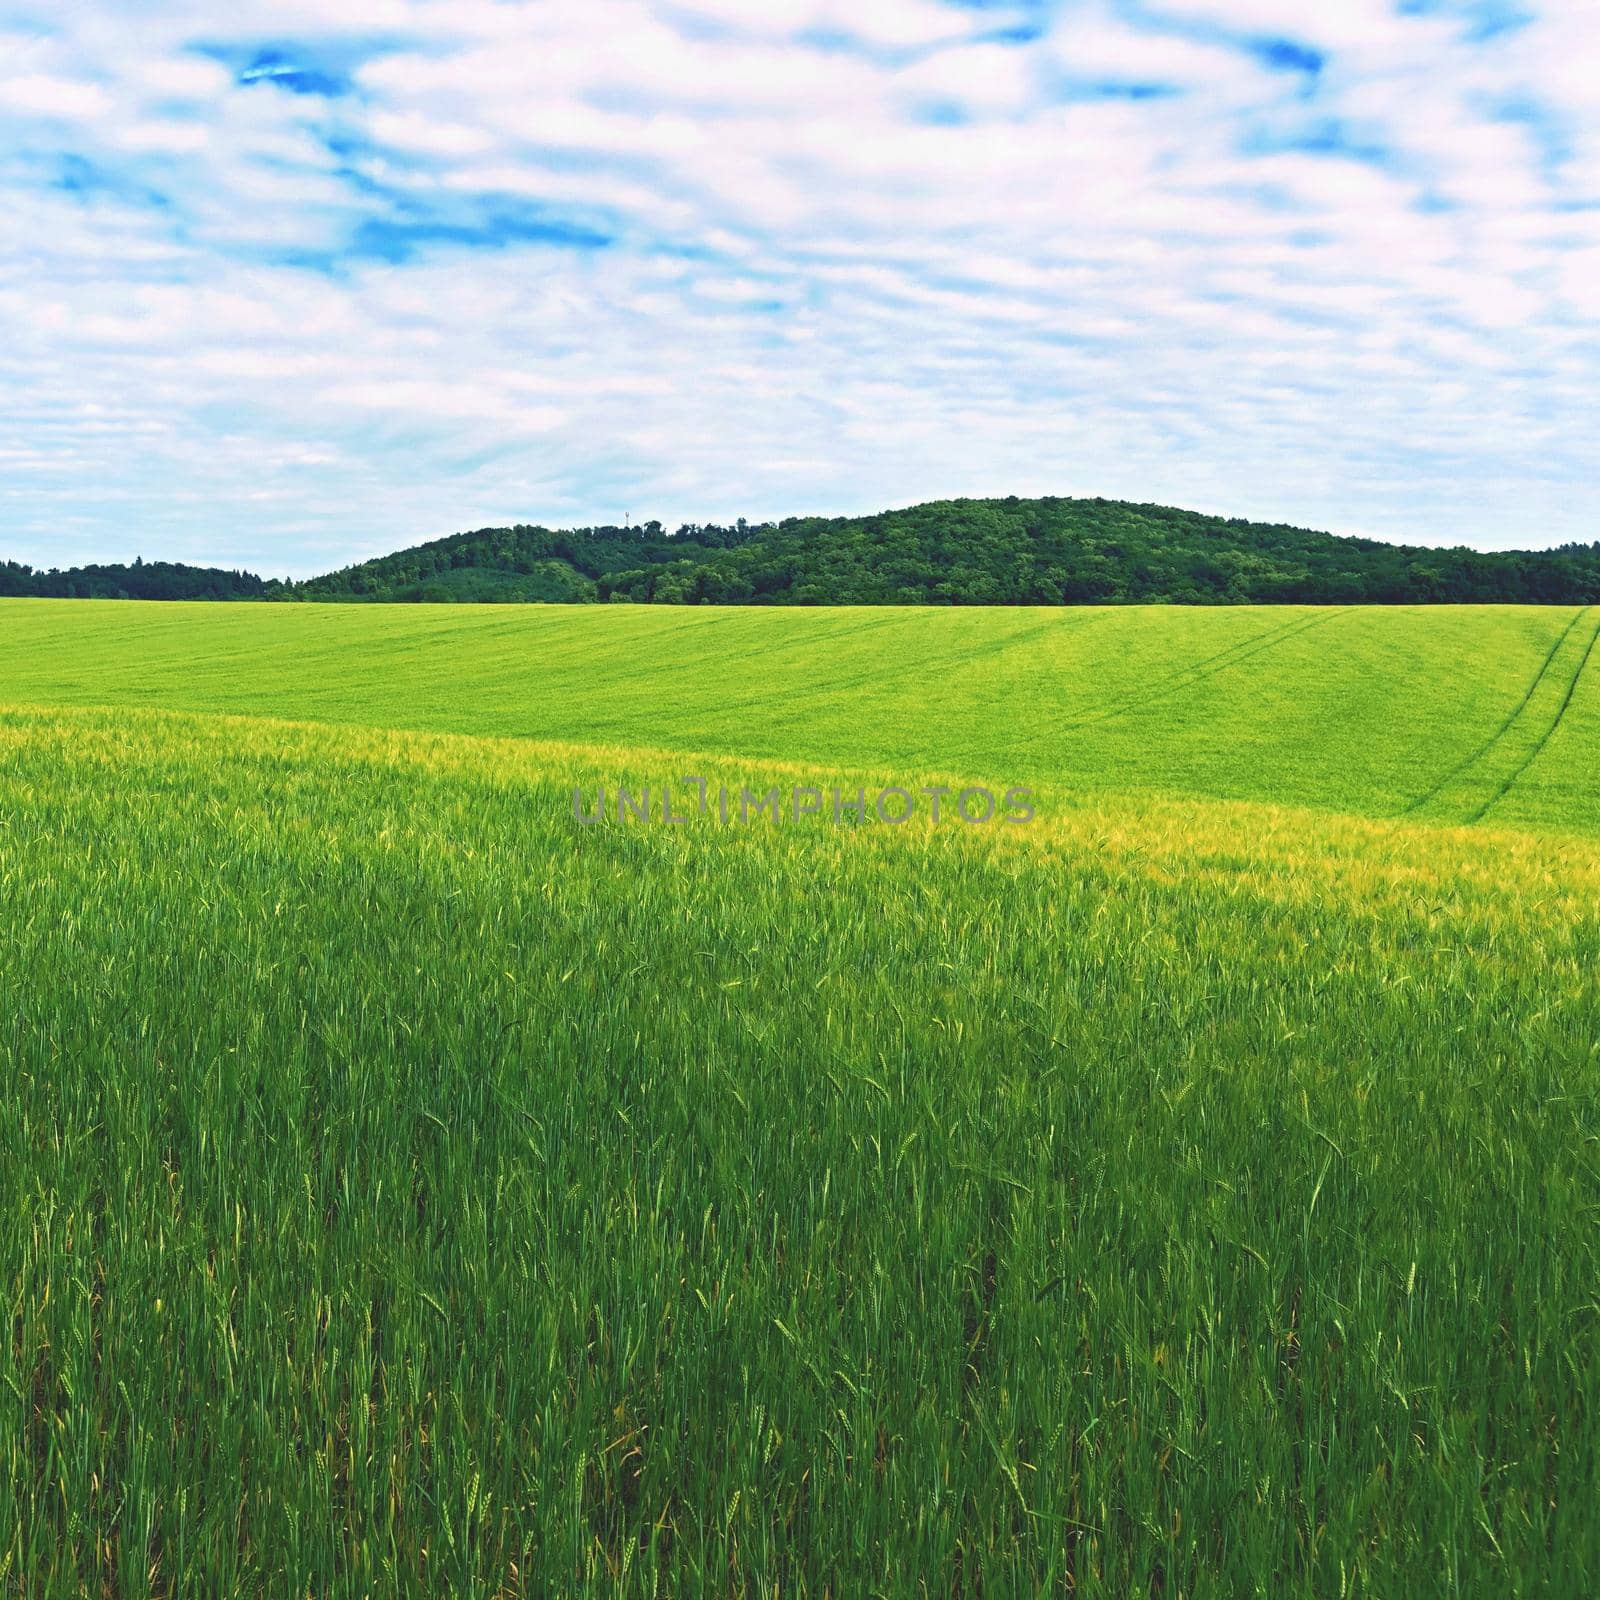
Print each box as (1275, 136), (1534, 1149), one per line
(2, 602), (1598, 1595)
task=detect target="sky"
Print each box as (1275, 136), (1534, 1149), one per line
(1, 0), (1598, 575)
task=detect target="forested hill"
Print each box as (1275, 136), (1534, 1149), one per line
(9, 498), (1600, 604)
(279, 497), (1600, 604)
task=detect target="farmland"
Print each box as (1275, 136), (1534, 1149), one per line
(2, 601), (1599, 1595)
(3, 599), (1599, 830)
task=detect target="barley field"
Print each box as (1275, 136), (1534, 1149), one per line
(1, 602), (1598, 1596)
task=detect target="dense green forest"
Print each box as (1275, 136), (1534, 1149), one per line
(0, 557), (267, 601)
(8, 498), (1600, 604)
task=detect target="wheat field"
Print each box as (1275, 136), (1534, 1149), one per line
(1, 603), (1598, 1595)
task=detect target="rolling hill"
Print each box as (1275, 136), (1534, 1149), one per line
(2, 598), (1597, 832)
(6, 496), (1600, 605)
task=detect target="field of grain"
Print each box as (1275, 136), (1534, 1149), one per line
(3, 599), (1597, 829)
(2, 602), (1598, 1595)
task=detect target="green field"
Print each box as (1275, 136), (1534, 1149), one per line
(2, 601), (1598, 1595)
(2, 600), (1598, 830)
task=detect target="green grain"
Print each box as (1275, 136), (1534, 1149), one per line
(0, 604), (1597, 1595)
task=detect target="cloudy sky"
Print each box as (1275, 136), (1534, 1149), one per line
(1, 0), (1597, 574)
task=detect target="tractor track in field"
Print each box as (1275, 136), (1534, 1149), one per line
(1060, 606), (1355, 731)
(1471, 606), (1600, 824)
(1399, 606), (1591, 819)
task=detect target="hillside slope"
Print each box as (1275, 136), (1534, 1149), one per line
(3, 600), (1597, 833)
(295, 498), (1600, 606)
(8, 497), (1600, 605)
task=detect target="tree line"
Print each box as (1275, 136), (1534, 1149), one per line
(7, 498), (1599, 605)
(0, 556), (268, 601)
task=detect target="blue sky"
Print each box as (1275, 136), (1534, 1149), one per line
(0, 0), (1597, 573)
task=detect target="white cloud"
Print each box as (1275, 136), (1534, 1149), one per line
(0, 0), (1596, 570)
(1147, 0), (1432, 53)
(0, 72), (113, 119)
